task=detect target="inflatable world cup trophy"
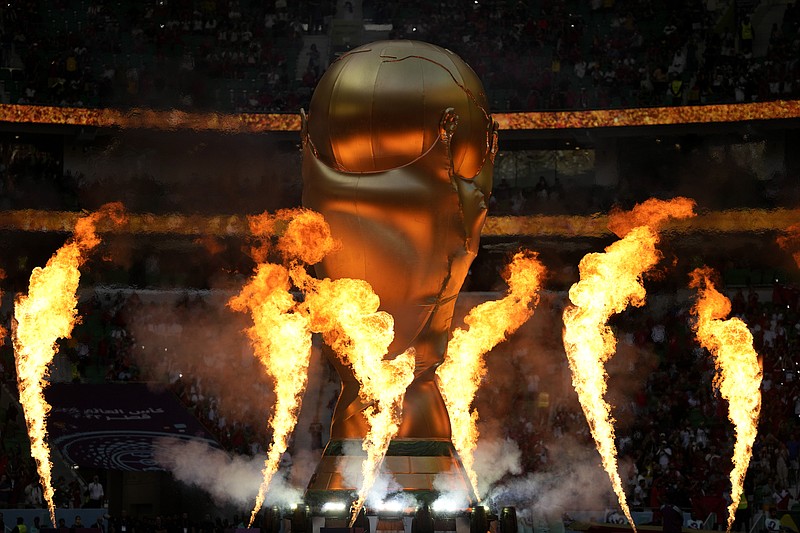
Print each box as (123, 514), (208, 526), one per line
(302, 40), (498, 507)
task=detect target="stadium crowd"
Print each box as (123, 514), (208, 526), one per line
(2, 274), (800, 532)
(1, 0), (800, 530)
(0, 0), (799, 111)
(374, 0), (800, 110)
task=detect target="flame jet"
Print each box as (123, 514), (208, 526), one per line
(562, 198), (695, 531)
(436, 250), (546, 498)
(689, 267), (762, 533)
(228, 209), (331, 527)
(13, 203), (126, 524)
(234, 208), (414, 524)
(291, 270), (415, 525)
(286, 213), (415, 525)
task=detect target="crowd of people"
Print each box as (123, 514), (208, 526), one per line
(1, 0), (339, 112)
(0, 0), (799, 111)
(483, 283), (800, 528)
(371, 0), (800, 110)
(2, 0), (800, 529)
(2, 274), (800, 531)
(0, 509), (285, 533)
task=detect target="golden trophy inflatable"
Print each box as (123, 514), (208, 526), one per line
(302, 40), (498, 506)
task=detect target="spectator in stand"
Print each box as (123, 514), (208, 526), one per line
(84, 475), (104, 508)
(23, 481), (43, 509)
(740, 15), (754, 56)
(10, 517), (26, 533)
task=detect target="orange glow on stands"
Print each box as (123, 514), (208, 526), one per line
(1, 208), (797, 238)
(13, 203), (126, 525)
(494, 100), (800, 130)
(436, 251), (546, 499)
(689, 267), (762, 533)
(3, 101), (800, 132)
(0, 103), (300, 132)
(561, 198), (696, 532)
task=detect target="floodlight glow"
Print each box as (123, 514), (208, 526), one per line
(432, 497), (464, 515)
(377, 500), (404, 513)
(321, 501), (347, 513)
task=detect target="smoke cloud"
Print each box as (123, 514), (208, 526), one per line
(154, 438), (303, 508)
(473, 437), (523, 497)
(485, 437), (620, 520)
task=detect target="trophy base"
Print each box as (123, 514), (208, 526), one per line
(304, 439), (477, 509)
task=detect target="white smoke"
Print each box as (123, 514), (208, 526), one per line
(338, 439), (365, 489)
(154, 438), (303, 508)
(337, 440), (405, 507)
(431, 484), (470, 513)
(288, 447), (323, 488)
(429, 437), (521, 510)
(365, 470), (404, 508)
(473, 437), (523, 497)
(484, 440), (616, 519)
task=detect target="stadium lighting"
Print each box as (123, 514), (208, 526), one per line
(321, 501), (347, 513)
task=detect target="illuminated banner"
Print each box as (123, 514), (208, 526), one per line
(2, 100), (800, 132)
(46, 383), (220, 471)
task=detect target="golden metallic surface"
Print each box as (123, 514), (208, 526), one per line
(2, 209), (800, 237)
(3, 99), (799, 133)
(306, 443), (472, 495)
(305, 41), (493, 178)
(302, 41), (494, 441)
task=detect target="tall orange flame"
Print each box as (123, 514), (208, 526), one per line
(234, 208), (411, 524)
(689, 267), (762, 533)
(13, 203), (126, 524)
(229, 261), (312, 526)
(229, 209), (333, 527)
(436, 250), (546, 499)
(288, 212), (414, 523)
(562, 198), (695, 531)
(290, 248), (414, 524)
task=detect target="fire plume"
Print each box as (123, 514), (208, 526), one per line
(13, 203), (126, 524)
(607, 197), (697, 238)
(228, 209), (331, 526)
(689, 267), (762, 533)
(777, 223), (800, 268)
(229, 262), (312, 527)
(562, 198), (695, 531)
(288, 228), (414, 524)
(233, 208), (411, 523)
(436, 250), (546, 498)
